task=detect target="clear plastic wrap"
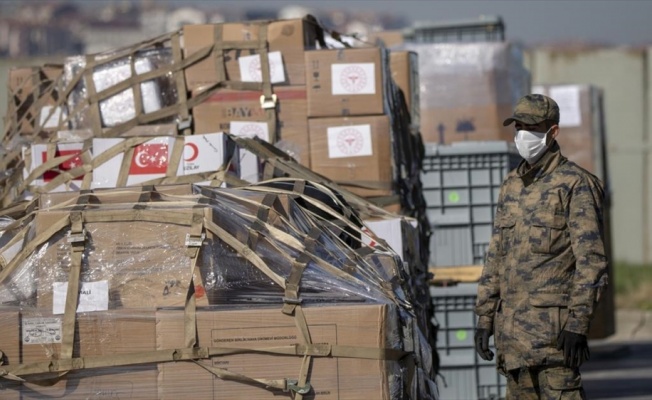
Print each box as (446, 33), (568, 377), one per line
(64, 48), (179, 130)
(0, 183), (437, 399)
(400, 42), (528, 108)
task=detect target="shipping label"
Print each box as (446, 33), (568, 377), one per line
(22, 317), (62, 344)
(331, 63), (376, 95)
(550, 85), (582, 127)
(327, 124), (373, 159)
(52, 280), (109, 315)
(238, 51), (286, 84)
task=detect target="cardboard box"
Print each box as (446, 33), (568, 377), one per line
(91, 136), (180, 188)
(305, 48), (386, 117)
(156, 303), (401, 399)
(367, 30), (405, 48)
(34, 209), (209, 312)
(24, 141), (87, 192)
(8, 65), (63, 135)
(0, 309), (157, 399)
(193, 86), (310, 167)
(532, 84), (606, 180)
(420, 103), (516, 144)
(390, 51), (420, 128)
(363, 217), (418, 262)
(309, 115), (393, 197)
(183, 18), (318, 90)
(402, 42), (529, 145)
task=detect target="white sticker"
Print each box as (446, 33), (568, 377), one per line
(52, 281), (109, 315)
(22, 317), (62, 344)
(230, 122), (269, 184)
(363, 219), (404, 260)
(331, 63), (376, 95)
(327, 124), (373, 159)
(549, 85), (582, 127)
(229, 122), (270, 142)
(238, 51), (286, 84)
(184, 133), (226, 175)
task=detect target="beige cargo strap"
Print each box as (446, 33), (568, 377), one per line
(60, 210), (85, 360)
(204, 219), (285, 289)
(335, 180), (394, 191)
(247, 193), (278, 251)
(184, 206), (205, 349)
(0, 343), (406, 382)
(282, 226), (321, 400)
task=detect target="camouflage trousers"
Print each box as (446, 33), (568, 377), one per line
(506, 366), (586, 400)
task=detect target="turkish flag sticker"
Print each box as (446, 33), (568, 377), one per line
(41, 149), (84, 182)
(129, 143), (169, 175)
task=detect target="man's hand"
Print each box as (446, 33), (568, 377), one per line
(557, 330), (590, 367)
(474, 328), (494, 361)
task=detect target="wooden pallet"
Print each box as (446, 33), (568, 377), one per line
(429, 265), (483, 285)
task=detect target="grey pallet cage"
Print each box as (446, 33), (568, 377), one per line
(422, 141), (521, 267)
(431, 284), (506, 400)
(403, 16), (505, 44)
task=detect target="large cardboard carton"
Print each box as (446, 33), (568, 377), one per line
(0, 309), (157, 399)
(33, 209), (209, 312)
(390, 51), (420, 128)
(532, 84), (607, 181)
(156, 303), (401, 399)
(402, 42), (530, 145)
(305, 48), (386, 117)
(183, 18), (318, 90)
(193, 86), (310, 167)
(309, 115), (393, 198)
(367, 30), (405, 48)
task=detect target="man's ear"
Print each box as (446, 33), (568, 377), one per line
(550, 125), (560, 140)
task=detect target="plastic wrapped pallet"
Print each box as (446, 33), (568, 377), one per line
(400, 42), (530, 145)
(0, 183), (438, 399)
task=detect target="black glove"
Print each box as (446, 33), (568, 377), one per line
(474, 328), (494, 361)
(557, 330), (590, 367)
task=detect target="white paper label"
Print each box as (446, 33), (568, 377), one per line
(238, 51), (286, 84)
(550, 85), (582, 127)
(327, 124), (373, 159)
(363, 219), (404, 260)
(531, 85), (546, 95)
(230, 122), (269, 183)
(331, 63), (376, 95)
(22, 317), (62, 344)
(184, 133), (225, 175)
(52, 281), (109, 315)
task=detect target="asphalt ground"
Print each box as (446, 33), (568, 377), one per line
(583, 309), (652, 399)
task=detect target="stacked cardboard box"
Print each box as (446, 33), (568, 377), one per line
(183, 18), (319, 168)
(400, 42), (530, 145)
(306, 47), (393, 198)
(532, 84), (607, 182)
(0, 184), (438, 399)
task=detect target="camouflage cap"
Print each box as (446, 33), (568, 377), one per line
(502, 94), (560, 126)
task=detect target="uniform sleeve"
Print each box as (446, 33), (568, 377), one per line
(475, 185), (505, 331)
(565, 176), (609, 335)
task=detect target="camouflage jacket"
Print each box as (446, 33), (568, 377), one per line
(475, 142), (608, 371)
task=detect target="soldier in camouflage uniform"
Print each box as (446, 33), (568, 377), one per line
(474, 94), (608, 399)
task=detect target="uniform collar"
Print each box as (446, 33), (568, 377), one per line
(517, 141), (565, 185)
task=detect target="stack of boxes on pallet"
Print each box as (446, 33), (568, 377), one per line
(368, 27), (531, 400)
(0, 16), (439, 399)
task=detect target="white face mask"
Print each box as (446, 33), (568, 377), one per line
(514, 127), (552, 164)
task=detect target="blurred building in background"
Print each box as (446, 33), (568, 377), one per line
(0, 0), (408, 57)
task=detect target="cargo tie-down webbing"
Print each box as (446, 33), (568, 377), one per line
(17, 133), (241, 199)
(245, 179), (410, 309)
(0, 187), (410, 394)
